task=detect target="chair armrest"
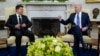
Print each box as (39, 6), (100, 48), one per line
(87, 27), (92, 37)
(64, 23), (71, 34)
(4, 26), (10, 37)
(28, 26), (32, 31)
(4, 26), (9, 30)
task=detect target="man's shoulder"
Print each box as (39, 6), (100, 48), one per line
(10, 14), (27, 17)
(71, 12), (75, 15)
(82, 12), (88, 15)
(8, 14), (16, 19)
(22, 15), (27, 17)
(9, 14), (16, 17)
(71, 12), (88, 15)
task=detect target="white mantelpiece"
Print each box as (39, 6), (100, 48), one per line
(18, 2), (74, 32)
(18, 2), (73, 6)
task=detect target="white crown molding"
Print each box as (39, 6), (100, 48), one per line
(18, 2), (74, 6)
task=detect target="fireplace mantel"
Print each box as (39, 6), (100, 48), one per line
(18, 2), (74, 32)
(18, 2), (73, 6)
(18, 2), (74, 19)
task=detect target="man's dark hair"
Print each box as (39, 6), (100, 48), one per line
(16, 4), (23, 10)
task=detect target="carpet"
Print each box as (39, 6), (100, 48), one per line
(0, 46), (98, 56)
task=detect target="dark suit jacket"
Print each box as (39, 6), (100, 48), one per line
(60, 12), (92, 35)
(5, 14), (32, 32)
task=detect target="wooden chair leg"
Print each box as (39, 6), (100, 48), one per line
(85, 44), (89, 48)
(26, 42), (29, 47)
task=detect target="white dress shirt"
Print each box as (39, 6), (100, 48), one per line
(74, 12), (82, 28)
(16, 13), (22, 24)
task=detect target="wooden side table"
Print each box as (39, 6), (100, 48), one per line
(0, 38), (7, 48)
(97, 26), (100, 56)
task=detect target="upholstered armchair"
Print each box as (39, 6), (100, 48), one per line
(62, 9), (100, 56)
(5, 7), (30, 47)
(61, 9), (92, 45)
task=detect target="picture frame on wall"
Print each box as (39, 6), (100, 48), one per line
(86, 0), (100, 3)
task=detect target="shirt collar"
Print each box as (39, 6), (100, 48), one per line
(16, 13), (22, 18)
(76, 11), (82, 15)
(16, 13), (19, 17)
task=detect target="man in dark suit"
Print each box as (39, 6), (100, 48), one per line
(5, 4), (35, 56)
(58, 3), (92, 56)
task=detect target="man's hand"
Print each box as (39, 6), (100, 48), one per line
(58, 16), (62, 20)
(15, 24), (20, 29)
(82, 27), (88, 32)
(21, 23), (26, 28)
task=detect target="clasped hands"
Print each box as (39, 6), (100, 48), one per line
(15, 23), (26, 29)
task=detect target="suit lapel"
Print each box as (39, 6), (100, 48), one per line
(14, 14), (18, 24)
(21, 15), (24, 23)
(72, 13), (76, 24)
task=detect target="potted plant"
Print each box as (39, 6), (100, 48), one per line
(27, 36), (73, 56)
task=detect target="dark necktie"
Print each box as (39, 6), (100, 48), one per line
(19, 16), (22, 24)
(76, 13), (80, 27)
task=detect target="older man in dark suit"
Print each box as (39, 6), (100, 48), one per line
(58, 3), (92, 56)
(5, 4), (35, 56)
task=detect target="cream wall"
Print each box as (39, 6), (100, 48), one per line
(70, 0), (100, 19)
(0, 0), (100, 20)
(0, 0), (20, 16)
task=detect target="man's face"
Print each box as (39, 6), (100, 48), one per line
(16, 7), (24, 15)
(74, 4), (81, 13)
